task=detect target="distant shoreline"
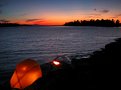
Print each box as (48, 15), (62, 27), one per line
(1, 25), (121, 27)
(64, 19), (121, 27)
(1, 19), (121, 27)
(0, 23), (32, 27)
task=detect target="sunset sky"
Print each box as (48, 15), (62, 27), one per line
(0, 0), (121, 25)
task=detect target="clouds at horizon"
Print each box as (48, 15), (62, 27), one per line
(94, 8), (110, 13)
(100, 10), (109, 13)
(25, 19), (45, 23)
(0, 19), (10, 23)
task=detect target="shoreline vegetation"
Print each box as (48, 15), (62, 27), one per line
(0, 23), (38, 27)
(1, 38), (121, 89)
(64, 19), (121, 27)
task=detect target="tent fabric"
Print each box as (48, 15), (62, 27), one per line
(10, 59), (42, 89)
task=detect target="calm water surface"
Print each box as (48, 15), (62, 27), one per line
(0, 26), (121, 82)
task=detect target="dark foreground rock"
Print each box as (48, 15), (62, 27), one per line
(30, 38), (121, 90)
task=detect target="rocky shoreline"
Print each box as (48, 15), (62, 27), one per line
(26, 38), (121, 89)
(39, 38), (121, 89)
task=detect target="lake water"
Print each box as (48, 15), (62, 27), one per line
(0, 26), (121, 82)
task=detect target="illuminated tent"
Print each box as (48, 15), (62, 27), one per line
(10, 59), (42, 89)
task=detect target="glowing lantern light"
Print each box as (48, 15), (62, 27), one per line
(10, 59), (42, 89)
(52, 60), (61, 66)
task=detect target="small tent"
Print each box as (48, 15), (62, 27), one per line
(10, 59), (42, 89)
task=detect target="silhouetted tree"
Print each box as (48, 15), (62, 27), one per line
(116, 20), (120, 26)
(64, 19), (121, 27)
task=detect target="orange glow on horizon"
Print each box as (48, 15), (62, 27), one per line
(10, 15), (121, 26)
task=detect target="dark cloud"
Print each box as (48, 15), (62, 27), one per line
(34, 20), (45, 24)
(21, 13), (28, 16)
(88, 13), (101, 16)
(111, 14), (121, 18)
(93, 8), (97, 11)
(0, 19), (10, 23)
(93, 8), (109, 13)
(100, 9), (109, 13)
(26, 19), (42, 22)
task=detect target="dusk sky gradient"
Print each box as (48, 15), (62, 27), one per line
(0, 0), (121, 25)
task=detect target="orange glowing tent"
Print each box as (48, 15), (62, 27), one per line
(10, 59), (42, 89)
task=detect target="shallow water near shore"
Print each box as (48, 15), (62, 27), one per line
(0, 26), (121, 83)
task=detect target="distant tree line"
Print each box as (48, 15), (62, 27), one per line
(64, 19), (121, 27)
(0, 23), (32, 27)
